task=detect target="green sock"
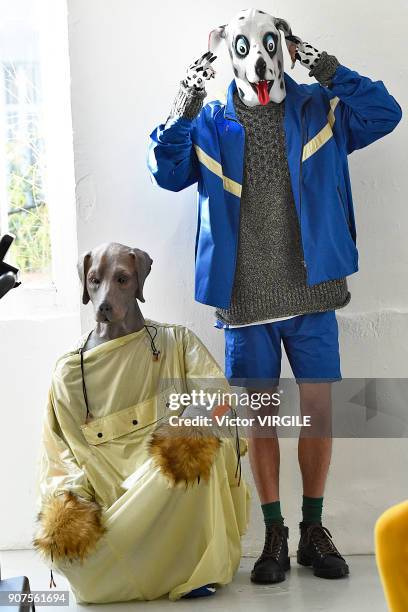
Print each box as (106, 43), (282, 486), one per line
(261, 501), (284, 527)
(302, 495), (323, 524)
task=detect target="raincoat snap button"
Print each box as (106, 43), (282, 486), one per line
(132, 419), (138, 425)
(97, 432), (103, 438)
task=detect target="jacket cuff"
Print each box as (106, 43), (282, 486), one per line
(309, 51), (340, 87)
(170, 81), (207, 120)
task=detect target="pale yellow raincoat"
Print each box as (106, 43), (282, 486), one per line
(35, 321), (250, 603)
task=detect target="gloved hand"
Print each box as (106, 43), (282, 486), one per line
(170, 51), (217, 120)
(285, 35), (339, 87)
(184, 51), (217, 91)
(286, 36), (322, 70)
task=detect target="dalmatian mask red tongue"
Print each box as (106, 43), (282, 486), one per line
(209, 9), (293, 108)
(256, 80), (270, 105)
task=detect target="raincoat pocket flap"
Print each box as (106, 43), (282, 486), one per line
(80, 387), (175, 446)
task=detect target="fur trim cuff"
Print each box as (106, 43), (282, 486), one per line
(149, 423), (221, 485)
(33, 491), (106, 562)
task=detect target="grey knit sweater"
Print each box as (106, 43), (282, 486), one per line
(215, 93), (350, 325)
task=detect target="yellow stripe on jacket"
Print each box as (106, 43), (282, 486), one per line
(194, 145), (242, 198)
(302, 97), (340, 162)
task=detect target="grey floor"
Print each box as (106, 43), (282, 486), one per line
(1, 550), (386, 611)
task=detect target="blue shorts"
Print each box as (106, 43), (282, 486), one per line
(224, 311), (341, 387)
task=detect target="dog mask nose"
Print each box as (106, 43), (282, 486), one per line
(255, 57), (267, 79)
(99, 302), (112, 314)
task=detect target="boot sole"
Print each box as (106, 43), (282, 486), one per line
(250, 559), (291, 584)
(297, 552), (349, 579)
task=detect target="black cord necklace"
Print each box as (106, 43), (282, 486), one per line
(144, 324), (161, 360)
(78, 324), (160, 423)
(79, 345), (92, 423)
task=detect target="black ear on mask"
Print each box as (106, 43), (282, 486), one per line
(77, 251), (92, 305)
(208, 25), (226, 52)
(274, 17), (292, 37)
(130, 248), (153, 303)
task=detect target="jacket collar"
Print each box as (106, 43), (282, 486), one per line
(224, 73), (312, 121)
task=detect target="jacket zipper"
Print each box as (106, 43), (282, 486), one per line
(299, 101), (309, 273)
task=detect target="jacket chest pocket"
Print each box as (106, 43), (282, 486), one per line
(80, 387), (176, 446)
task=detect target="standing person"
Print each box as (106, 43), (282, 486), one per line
(147, 8), (401, 585)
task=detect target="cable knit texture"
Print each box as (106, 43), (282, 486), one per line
(309, 51), (340, 87)
(170, 80), (207, 120)
(215, 93), (350, 326)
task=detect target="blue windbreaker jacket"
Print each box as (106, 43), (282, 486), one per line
(148, 65), (401, 309)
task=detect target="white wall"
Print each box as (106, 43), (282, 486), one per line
(64, 0), (408, 555)
(0, 314), (79, 549)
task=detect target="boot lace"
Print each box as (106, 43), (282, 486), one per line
(305, 524), (342, 558)
(262, 524), (286, 560)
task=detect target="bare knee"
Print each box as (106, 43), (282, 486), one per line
(243, 387), (279, 439)
(299, 384), (332, 436)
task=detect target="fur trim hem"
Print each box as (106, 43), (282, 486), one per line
(148, 423), (221, 485)
(33, 491), (106, 562)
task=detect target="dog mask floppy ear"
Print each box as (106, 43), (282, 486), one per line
(130, 248), (153, 303)
(274, 17), (292, 37)
(208, 25), (226, 52)
(274, 17), (300, 55)
(77, 251), (92, 305)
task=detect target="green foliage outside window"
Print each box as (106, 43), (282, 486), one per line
(6, 141), (51, 276)
(2, 61), (52, 282)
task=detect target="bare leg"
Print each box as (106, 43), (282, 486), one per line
(245, 388), (280, 503)
(296, 383), (349, 578)
(298, 383), (332, 497)
(247, 388), (290, 585)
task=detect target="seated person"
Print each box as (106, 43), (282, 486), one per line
(33, 242), (249, 603)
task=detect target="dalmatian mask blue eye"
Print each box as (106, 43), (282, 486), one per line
(210, 8), (294, 107)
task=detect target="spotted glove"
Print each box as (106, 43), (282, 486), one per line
(185, 51), (217, 90)
(286, 36), (340, 87)
(170, 52), (217, 120)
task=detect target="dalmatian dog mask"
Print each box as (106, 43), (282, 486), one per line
(210, 8), (294, 107)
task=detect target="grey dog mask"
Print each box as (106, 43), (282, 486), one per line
(209, 8), (293, 107)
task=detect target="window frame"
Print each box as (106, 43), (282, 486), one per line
(0, 0), (79, 318)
